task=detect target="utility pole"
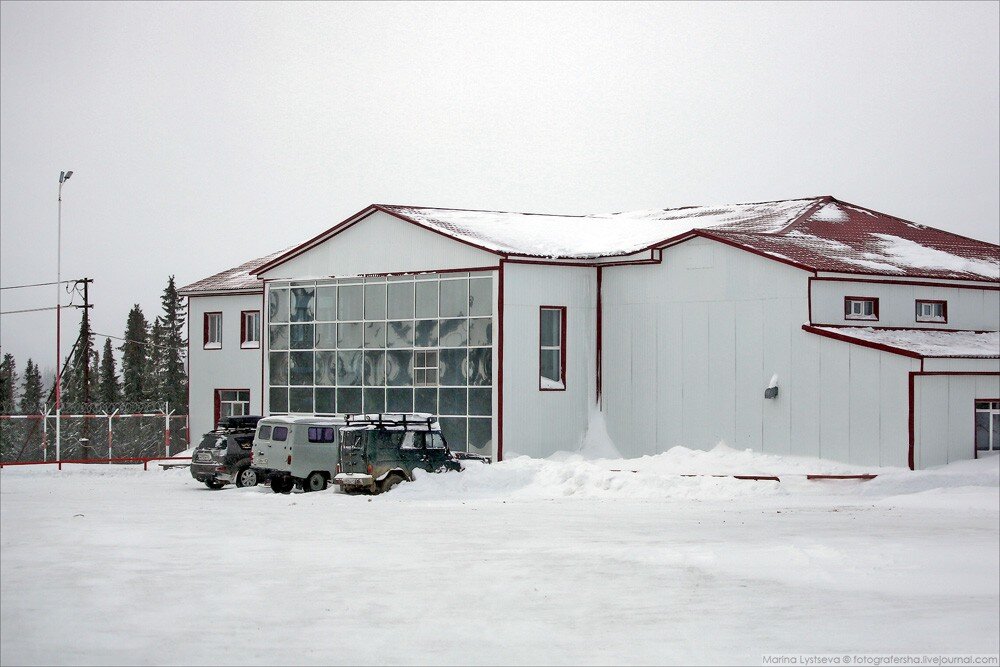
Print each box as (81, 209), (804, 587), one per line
(55, 170), (73, 462)
(78, 278), (94, 459)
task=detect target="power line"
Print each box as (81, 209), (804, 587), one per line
(93, 332), (185, 351)
(0, 306), (61, 315)
(0, 279), (78, 291)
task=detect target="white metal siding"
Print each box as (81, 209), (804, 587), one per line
(914, 373), (1000, 468)
(810, 280), (999, 330)
(603, 240), (809, 460)
(502, 263), (595, 458)
(187, 294), (265, 442)
(259, 211), (499, 280)
(601, 239), (931, 468)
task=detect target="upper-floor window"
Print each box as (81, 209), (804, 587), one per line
(844, 297), (878, 322)
(204, 312), (222, 349)
(241, 310), (261, 348)
(915, 300), (947, 324)
(539, 306), (566, 391)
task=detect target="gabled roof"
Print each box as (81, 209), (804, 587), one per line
(803, 325), (1000, 359)
(255, 197), (999, 282)
(179, 248), (290, 296)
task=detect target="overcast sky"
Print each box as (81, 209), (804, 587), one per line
(1, 1), (998, 376)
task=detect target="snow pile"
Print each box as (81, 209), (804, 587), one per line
(396, 443), (1000, 504)
(576, 408), (621, 459)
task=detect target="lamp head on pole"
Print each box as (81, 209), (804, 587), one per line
(59, 170), (73, 183)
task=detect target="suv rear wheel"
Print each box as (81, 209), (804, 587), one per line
(235, 466), (258, 488)
(204, 480), (225, 490)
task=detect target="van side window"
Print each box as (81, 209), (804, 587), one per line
(308, 427), (336, 443)
(272, 426), (288, 442)
(258, 425), (272, 440)
(427, 433), (445, 450)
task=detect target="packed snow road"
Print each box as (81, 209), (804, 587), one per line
(1, 447), (998, 665)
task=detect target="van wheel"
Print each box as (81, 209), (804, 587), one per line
(235, 466), (258, 488)
(204, 480), (225, 490)
(269, 477), (285, 494)
(380, 474), (405, 493)
(303, 472), (327, 492)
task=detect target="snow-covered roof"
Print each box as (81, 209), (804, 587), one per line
(179, 248), (290, 296)
(254, 197), (997, 282)
(806, 326), (1000, 358)
(380, 199), (814, 259)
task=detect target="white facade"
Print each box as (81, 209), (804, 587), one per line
(501, 262), (596, 457)
(183, 203), (999, 469)
(810, 278), (999, 330)
(187, 293), (265, 439)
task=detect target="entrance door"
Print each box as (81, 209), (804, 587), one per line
(975, 400), (1000, 456)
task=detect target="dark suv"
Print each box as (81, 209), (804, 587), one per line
(332, 413), (489, 494)
(190, 416), (263, 490)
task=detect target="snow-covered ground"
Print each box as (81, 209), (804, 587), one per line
(1, 446), (998, 665)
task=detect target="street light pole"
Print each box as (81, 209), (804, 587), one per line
(55, 170), (72, 461)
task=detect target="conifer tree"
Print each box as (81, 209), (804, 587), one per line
(19, 359), (44, 414)
(63, 309), (96, 408)
(98, 338), (121, 403)
(0, 353), (17, 413)
(158, 276), (188, 409)
(148, 316), (165, 402)
(120, 305), (150, 403)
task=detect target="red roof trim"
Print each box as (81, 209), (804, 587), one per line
(812, 276), (1000, 290)
(695, 231), (819, 274)
(253, 205), (511, 276)
(253, 206), (379, 275)
(802, 324), (924, 359)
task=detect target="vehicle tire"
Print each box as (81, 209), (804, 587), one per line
(235, 466), (258, 488)
(269, 476), (285, 494)
(303, 472), (327, 492)
(379, 473), (406, 494)
(204, 480), (225, 490)
(281, 477), (295, 494)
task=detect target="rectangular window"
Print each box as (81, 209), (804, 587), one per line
(257, 425), (272, 441)
(414, 350), (438, 387)
(241, 310), (261, 348)
(307, 426), (336, 443)
(915, 300), (947, 324)
(975, 400), (1000, 454)
(214, 389), (249, 427)
(539, 306), (566, 391)
(272, 426), (288, 442)
(844, 297), (878, 321)
(204, 312), (222, 349)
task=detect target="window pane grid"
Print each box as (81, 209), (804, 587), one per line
(266, 274), (494, 452)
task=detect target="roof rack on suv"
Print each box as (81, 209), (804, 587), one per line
(343, 413), (437, 429)
(215, 415), (264, 431)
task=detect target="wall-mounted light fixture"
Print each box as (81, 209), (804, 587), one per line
(764, 374), (779, 399)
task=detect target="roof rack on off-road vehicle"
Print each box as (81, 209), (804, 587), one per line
(342, 413), (438, 429)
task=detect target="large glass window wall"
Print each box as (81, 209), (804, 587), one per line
(267, 272), (494, 453)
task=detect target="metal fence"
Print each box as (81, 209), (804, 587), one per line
(0, 402), (189, 464)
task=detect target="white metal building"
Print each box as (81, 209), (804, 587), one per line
(180, 196), (1000, 469)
